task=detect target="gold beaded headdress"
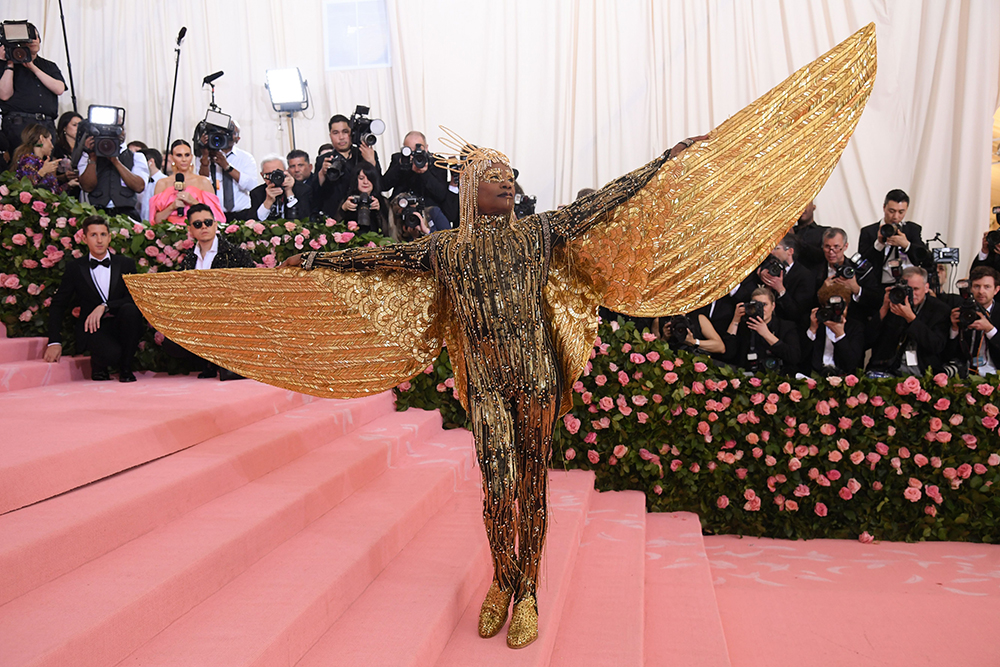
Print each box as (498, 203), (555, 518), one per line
(436, 127), (516, 242)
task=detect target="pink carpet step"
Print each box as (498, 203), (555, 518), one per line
(550, 489), (648, 667)
(0, 406), (455, 667)
(433, 470), (597, 667)
(0, 335), (47, 363)
(113, 463), (465, 667)
(0, 355), (92, 393)
(644, 513), (732, 667)
(0, 376), (318, 514)
(0, 394), (395, 606)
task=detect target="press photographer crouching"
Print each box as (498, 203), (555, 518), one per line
(381, 130), (457, 225)
(866, 266), (950, 378)
(946, 266), (1000, 377)
(386, 192), (451, 242)
(806, 283), (865, 376)
(250, 155), (303, 221)
(723, 287), (801, 375)
(336, 162), (388, 235)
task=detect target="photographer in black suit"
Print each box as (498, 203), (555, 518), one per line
(858, 189), (931, 286)
(249, 155), (304, 222)
(314, 114), (381, 218)
(971, 226), (1000, 274)
(813, 227), (882, 323)
(722, 287), (800, 374)
(380, 130), (457, 225)
(43, 216), (142, 381)
(946, 266), (1000, 377)
(806, 283), (865, 375)
(757, 234), (816, 329)
(866, 266), (950, 377)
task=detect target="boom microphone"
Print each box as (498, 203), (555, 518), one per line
(176, 27), (187, 46)
(202, 71), (224, 86)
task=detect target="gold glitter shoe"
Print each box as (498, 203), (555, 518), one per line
(478, 582), (513, 638)
(506, 594), (538, 649)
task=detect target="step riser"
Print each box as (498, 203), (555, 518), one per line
(0, 357), (91, 393)
(0, 337), (46, 364)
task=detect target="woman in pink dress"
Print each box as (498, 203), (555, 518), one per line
(149, 139), (224, 224)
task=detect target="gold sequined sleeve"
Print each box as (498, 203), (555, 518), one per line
(311, 233), (434, 274)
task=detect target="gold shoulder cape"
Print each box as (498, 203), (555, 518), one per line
(126, 24), (875, 406)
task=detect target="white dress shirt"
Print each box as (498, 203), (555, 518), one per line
(76, 144), (150, 190)
(210, 146), (258, 212)
(141, 171), (167, 221)
(193, 236), (219, 270)
(806, 326), (847, 368)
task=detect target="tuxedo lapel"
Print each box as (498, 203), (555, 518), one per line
(79, 258), (102, 305)
(109, 254), (122, 300)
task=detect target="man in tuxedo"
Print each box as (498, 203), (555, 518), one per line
(249, 155), (304, 222)
(757, 234), (816, 328)
(43, 216), (142, 381)
(947, 266), (1000, 377)
(806, 283), (865, 375)
(813, 227), (882, 323)
(866, 266), (950, 377)
(858, 189), (930, 286)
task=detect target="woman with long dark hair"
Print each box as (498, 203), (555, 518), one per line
(11, 123), (72, 193)
(336, 162), (388, 235)
(148, 139), (224, 224)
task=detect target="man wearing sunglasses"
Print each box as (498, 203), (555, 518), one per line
(162, 204), (254, 378)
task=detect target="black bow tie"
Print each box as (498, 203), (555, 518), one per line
(90, 257), (111, 269)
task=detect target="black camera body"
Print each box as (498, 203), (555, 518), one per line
(0, 21), (37, 65)
(888, 282), (914, 306)
(742, 300), (765, 324)
(350, 193), (372, 208)
(265, 170), (285, 187)
(835, 263), (856, 280)
(664, 315), (691, 349)
(879, 222), (902, 241)
(816, 295), (846, 324)
(194, 109), (234, 152)
(396, 193), (425, 229)
(986, 229), (1000, 255)
(349, 105), (385, 147)
(514, 194), (536, 219)
(959, 298), (983, 329)
(316, 151), (348, 182)
(399, 145), (429, 170)
(759, 255), (786, 278)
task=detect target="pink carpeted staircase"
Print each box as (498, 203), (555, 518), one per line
(1, 331), (997, 666)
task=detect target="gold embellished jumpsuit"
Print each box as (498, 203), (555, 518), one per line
(311, 213), (560, 599)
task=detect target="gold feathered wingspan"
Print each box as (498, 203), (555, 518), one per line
(544, 23), (877, 411)
(124, 267), (444, 399)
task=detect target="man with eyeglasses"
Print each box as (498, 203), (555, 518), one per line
(161, 204), (254, 378)
(813, 227), (881, 323)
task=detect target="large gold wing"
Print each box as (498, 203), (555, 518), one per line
(546, 23), (877, 413)
(125, 268), (444, 399)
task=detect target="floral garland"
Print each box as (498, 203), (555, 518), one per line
(0, 173), (392, 370)
(396, 318), (1000, 544)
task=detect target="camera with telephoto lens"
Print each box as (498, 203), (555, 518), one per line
(514, 194), (536, 219)
(194, 108), (234, 152)
(742, 300), (765, 325)
(816, 295), (846, 324)
(351, 193), (372, 230)
(75, 105), (126, 159)
(0, 21), (36, 64)
(888, 281), (914, 306)
(399, 145), (429, 170)
(759, 255), (786, 278)
(880, 222), (902, 241)
(349, 105), (385, 147)
(396, 193), (425, 229)
(316, 150), (348, 182)
(987, 229), (1000, 255)
(265, 169), (285, 187)
(955, 279), (981, 329)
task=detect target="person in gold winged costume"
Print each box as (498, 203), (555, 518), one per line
(126, 24), (876, 651)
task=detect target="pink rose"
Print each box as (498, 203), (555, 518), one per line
(716, 495), (730, 509)
(816, 400), (831, 415)
(598, 396), (614, 411)
(788, 457), (802, 471)
(977, 383), (995, 396)
(858, 532), (874, 544)
(985, 404), (1000, 418)
(861, 415), (875, 428)
(789, 390), (802, 402)
(903, 487), (922, 502)
(934, 398), (950, 411)
(839, 487), (854, 501)
(646, 351), (660, 362)
(988, 454), (1000, 466)
(743, 497), (762, 512)
(584, 433), (597, 444)
(819, 423), (836, 436)
(664, 372), (679, 384)
(586, 449), (600, 464)
(827, 469), (842, 481)
(914, 454), (929, 467)
(19, 191), (32, 203)
(875, 442), (889, 456)
(828, 376), (842, 387)
(849, 451), (865, 465)
(613, 445), (628, 458)
(594, 374), (607, 386)
(629, 352), (645, 364)
(871, 395), (885, 407)
(784, 500), (799, 512)
(846, 478), (862, 494)
(694, 362), (708, 372)
(828, 450), (843, 462)
(930, 456), (942, 468)
(11, 233), (27, 246)
(957, 463), (973, 479)
(564, 448), (576, 461)
(793, 484), (810, 497)
(814, 502), (828, 517)
(846, 397), (859, 408)
(563, 414), (581, 434)
(670, 459), (683, 472)
(884, 405), (899, 420)
(984, 416), (1000, 430)
(617, 370), (630, 385)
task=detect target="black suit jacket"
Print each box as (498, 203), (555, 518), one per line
(249, 184), (305, 221)
(46, 253), (137, 346)
(771, 261), (816, 328)
(808, 318), (866, 374)
(971, 251), (1000, 274)
(722, 316), (801, 372)
(812, 259), (882, 324)
(945, 300), (1000, 375)
(792, 220), (829, 273)
(866, 294), (950, 374)
(858, 220), (929, 282)
(180, 235), (255, 270)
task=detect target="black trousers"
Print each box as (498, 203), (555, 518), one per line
(81, 303), (143, 371)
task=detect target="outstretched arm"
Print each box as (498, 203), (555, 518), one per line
(281, 233), (434, 274)
(546, 135), (707, 240)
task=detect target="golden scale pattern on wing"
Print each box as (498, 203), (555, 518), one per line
(125, 267), (443, 398)
(567, 23), (877, 319)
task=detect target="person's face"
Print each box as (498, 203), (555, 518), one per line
(330, 121), (351, 152)
(906, 273), (929, 307)
(403, 133), (424, 152)
(357, 169), (373, 194)
(65, 116), (81, 140)
(823, 233), (847, 266)
(171, 144), (193, 173)
(260, 160), (284, 182)
(971, 277), (999, 307)
(36, 133), (53, 158)
(84, 224), (110, 258)
(28, 38), (40, 57)
(476, 163), (515, 216)
(798, 201), (815, 224)
(771, 243), (792, 265)
(884, 200), (908, 225)
(752, 295), (775, 322)
(287, 156), (311, 181)
(187, 212), (217, 243)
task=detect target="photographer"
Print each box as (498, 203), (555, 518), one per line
(806, 283), (865, 375)
(386, 192), (451, 242)
(0, 21), (65, 150)
(197, 119), (257, 220)
(250, 155), (303, 222)
(814, 227), (881, 323)
(946, 266), (1000, 377)
(286, 149), (316, 219)
(858, 189), (930, 285)
(971, 227), (1000, 274)
(77, 127), (149, 220)
(791, 200), (829, 273)
(866, 266), (949, 377)
(723, 287), (800, 374)
(336, 162), (387, 234)
(656, 307), (725, 356)
(315, 113), (381, 218)
(757, 234), (816, 329)
(380, 130), (456, 224)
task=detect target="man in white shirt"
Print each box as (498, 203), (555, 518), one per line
(139, 148), (166, 222)
(948, 266), (1000, 376)
(197, 120), (258, 220)
(77, 137), (149, 220)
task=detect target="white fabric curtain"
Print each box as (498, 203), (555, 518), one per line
(7, 0), (1000, 274)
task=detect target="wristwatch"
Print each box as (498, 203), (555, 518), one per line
(224, 165), (235, 175)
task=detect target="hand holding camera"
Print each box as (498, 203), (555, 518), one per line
(885, 284), (916, 322)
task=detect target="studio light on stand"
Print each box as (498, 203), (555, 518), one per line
(265, 68), (309, 151)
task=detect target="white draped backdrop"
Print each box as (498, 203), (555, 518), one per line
(7, 0), (1000, 275)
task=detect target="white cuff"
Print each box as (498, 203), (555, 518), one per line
(806, 329), (817, 341)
